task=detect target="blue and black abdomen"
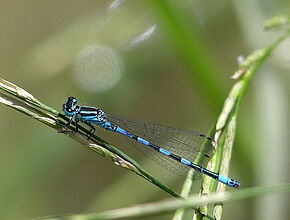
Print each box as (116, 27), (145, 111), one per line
(103, 114), (240, 188)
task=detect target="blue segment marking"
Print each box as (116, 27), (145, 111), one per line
(159, 148), (171, 156)
(218, 174), (230, 185)
(62, 96), (240, 188)
(137, 137), (150, 145)
(181, 158), (191, 166)
(116, 126), (127, 135)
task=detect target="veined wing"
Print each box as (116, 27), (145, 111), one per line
(106, 113), (214, 179)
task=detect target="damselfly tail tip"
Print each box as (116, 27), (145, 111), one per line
(231, 179), (240, 188)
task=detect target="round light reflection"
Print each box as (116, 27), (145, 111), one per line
(74, 45), (123, 93)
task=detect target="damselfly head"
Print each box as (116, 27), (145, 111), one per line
(63, 96), (78, 116)
(67, 96), (77, 104)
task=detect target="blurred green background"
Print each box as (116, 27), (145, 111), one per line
(0, 0), (289, 219)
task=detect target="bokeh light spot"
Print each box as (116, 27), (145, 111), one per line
(74, 45), (123, 93)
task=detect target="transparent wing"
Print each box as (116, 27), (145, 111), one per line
(106, 113), (214, 179)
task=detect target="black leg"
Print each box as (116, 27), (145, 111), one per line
(58, 116), (74, 134)
(84, 121), (95, 139)
(75, 117), (79, 132)
(66, 116), (73, 126)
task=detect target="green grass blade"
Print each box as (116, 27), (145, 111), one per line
(38, 183), (290, 220)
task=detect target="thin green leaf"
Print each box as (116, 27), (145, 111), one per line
(39, 184), (290, 220)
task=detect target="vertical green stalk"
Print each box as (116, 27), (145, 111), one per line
(149, 0), (225, 111)
(172, 169), (195, 220)
(194, 21), (290, 220)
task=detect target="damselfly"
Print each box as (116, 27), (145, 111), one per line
(63, 97), (240, 188)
